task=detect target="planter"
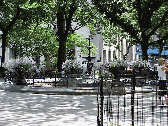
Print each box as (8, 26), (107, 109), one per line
(16, 78), (27, 85)
(65, 68), (83, 74)
(109, 67), (126, 81)
(15, 69), (27, 85)
(111, 67), (126, 73)
(134, 67), (145, 75)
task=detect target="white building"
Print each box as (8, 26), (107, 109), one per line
(102, 36), (138, 64)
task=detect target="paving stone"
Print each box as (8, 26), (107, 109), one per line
(0, 91), (99, 126)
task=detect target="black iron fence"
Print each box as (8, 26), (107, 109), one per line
(97, 70), (168, 126)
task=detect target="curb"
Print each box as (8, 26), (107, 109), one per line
(0, 84), (109, 95)
(20, 86), (109, 95)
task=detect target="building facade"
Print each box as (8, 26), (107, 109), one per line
(102, 37), (138, 64)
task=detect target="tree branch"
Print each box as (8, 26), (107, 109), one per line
(65, 3), (77, 35)
(73, 11), (98, 31)
(147, 10), (168, 39)
(93, 0), (141, 43)
(0, 23), (5, 32)
(148, 32), (168, 46)
(105, 9), (140, 43)
(5, 6), (21, 32)
(137, 0), (142, 27)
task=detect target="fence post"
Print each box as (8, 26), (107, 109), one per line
(131, 69), (136, 126)
(97, 80), (100, 126)
(55, 71), (56, 87)
(33, 76), (34, 86)
(100, 76), (104, 126)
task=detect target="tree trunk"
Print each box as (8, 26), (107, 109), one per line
(35, 56), (40, 66)
(57, 39), (66, 72)
(56, 4), (77, 72)
(158, 40), (163, 58)
(57, 7), (67, 72)
(141, 42), (148, 60)
(45, 55), (51, 71)
(159, 45), (163, 58)
(1, 32), (7, 67)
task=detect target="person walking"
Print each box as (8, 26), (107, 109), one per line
(157, 58), (168, 105)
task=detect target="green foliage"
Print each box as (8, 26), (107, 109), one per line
(67, 33), (97, 56)
(72, 1), (131, 53)
(93, 0), (168, 60)
(103, 22), (131, 47)
(7, 23), (58, 59)
(50, 57), (57, 67)
(2, 0), (101, 70)
(0, 0), (53, 65)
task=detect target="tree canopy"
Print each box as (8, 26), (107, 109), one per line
(7, 22), (97, 69)
(1, 0), (99, 71)
(0, 0), (49, 67)
(93, 0), (168, 60)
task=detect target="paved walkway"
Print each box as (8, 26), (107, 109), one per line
(0, 77), (168, 125)
(0, 88), (167, 126)
(0, 91), (100, 126)
(0, 78), (107, 126)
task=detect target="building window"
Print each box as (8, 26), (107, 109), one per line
(108, 50), (111, 62)
(103, 50), (106, 63)
(113, 51), (116, 60)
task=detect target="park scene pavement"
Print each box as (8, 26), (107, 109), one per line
(0, 77), (168, 126)
(0, 90), (99, 126)
(1, 1), (168, 126)
(0, 77), (108, 126)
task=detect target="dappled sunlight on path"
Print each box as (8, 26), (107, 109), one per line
(0, 90), (97, 126)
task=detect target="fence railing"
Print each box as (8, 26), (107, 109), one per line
(97, 69), (168, 126)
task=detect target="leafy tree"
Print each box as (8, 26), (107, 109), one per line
(53, 0), (98, 71)
(102, 20), (133, 60)
(38, 0), (100, 71)
(74, 1), (132, 61)
(2, 0), (99, 72)
(7, 23), (58, 70)
(7, 24), (97, 70)
(93, 0), (168, 60)
(0, 1), (22, 66)
(0, 0), (49, 67)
